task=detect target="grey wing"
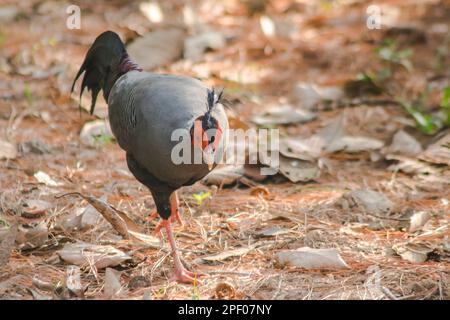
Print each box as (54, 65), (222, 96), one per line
(108, 71), (148, 151)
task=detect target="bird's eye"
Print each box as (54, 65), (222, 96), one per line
(210, 136), (215, 143)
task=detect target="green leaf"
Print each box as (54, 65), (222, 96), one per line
(441, 87), (450, 125)
(377, 41), (414, 71)
(377, 47), (394, 61)
(441, 87), (450, 109)
(0, 31), (6, 47)
(398, 48), (413, 59)
(399, 99), (440, 135)
(48, 36), (57, 47)
(376, 68), (392, 81)
(24, 84), (33, 106)
(93, 133), (114, 146)
(193, 191), (211, 205)
(0, 218), (10, 228)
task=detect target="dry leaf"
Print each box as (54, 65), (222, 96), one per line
(277, 114), (383, 160)
(196, 246), (253, 263)
(419, 130), (450, 166)
(16, 222), (48, 249)
(28, 288), (52, 300)
(19, 140), (50, 155)
(128, 231), (160, 248)
(384, 130), (422, 156)
(260, 15), (276, 37)
(32, 277), (54, 292)
(0, 219), (18, 266)
(293, 83), (344, 110)
(279, 136), (324, 160)
(255, 226), (289, 238)
(386, 154), (438, 175)
(128, 275), (150, 290)
(409, 211), (431, 233)
(21, 199), (50, 219)
(393, 243), (433, 263)
(60, 193), (130, 239)
(34, 171), (63, 187)
(82, 195), (129, 239)
(139, 1), (163, 23)
(343, 189), (393, 215)
(66, 265), (84, 298)
(278, 155), (319, 183)
(276, 247), (349, 269)
(80, 203), (103, 229)
(251, 105), (316, 126)
(0, 140), (18, 159)
(184, 30), (225, 60)
(57, 242), (131, 269)
(58, 192), (161, 248)
(57, 207), (84, 231)
(203, 165), (244, 186)
(0, 276), (25, 295)
(127, 29), (185, 70)
(104, 268), (122, 298)
(327, 136), (384, 153)
(0, 6), (19, 23)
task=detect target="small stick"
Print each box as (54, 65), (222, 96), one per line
(32, 277), (54, 292)
(207, 271), (253, 277)
(367, 212), (410, 222)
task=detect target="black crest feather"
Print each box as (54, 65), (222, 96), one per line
(206, 88), (224, 112)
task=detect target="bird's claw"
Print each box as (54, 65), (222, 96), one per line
(172, 209), (184, 227)
(172, 267), (204, 284)
(146, 211), (159, 222)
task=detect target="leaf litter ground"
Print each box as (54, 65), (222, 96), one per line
(0, 0), (448, 300)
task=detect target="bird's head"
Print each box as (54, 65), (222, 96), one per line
(190, 88), (223, 170)
(190, 114), (223, 170)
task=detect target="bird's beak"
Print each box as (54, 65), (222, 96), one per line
(202, 146), (215, 171)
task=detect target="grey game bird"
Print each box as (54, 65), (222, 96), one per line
(72, 31), (228, 283)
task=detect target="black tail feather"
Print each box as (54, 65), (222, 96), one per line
(71, 31), (126, 115)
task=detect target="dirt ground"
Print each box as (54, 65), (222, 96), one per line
(0, 0), (449, 300)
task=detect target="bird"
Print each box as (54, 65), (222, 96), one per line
(71, 31), (228, 283)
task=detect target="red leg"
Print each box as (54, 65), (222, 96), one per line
(161, 219), (202, 284)
(169, 192), (183, 227)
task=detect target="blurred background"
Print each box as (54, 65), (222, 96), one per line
(0, 0), (449, 300)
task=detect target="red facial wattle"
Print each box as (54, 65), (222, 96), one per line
(192, 119), (222, 151)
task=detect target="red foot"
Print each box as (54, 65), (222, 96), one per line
(157, 217), (206, 285)
(171, 208), (184, 227)
(172, 267), (204, 284)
